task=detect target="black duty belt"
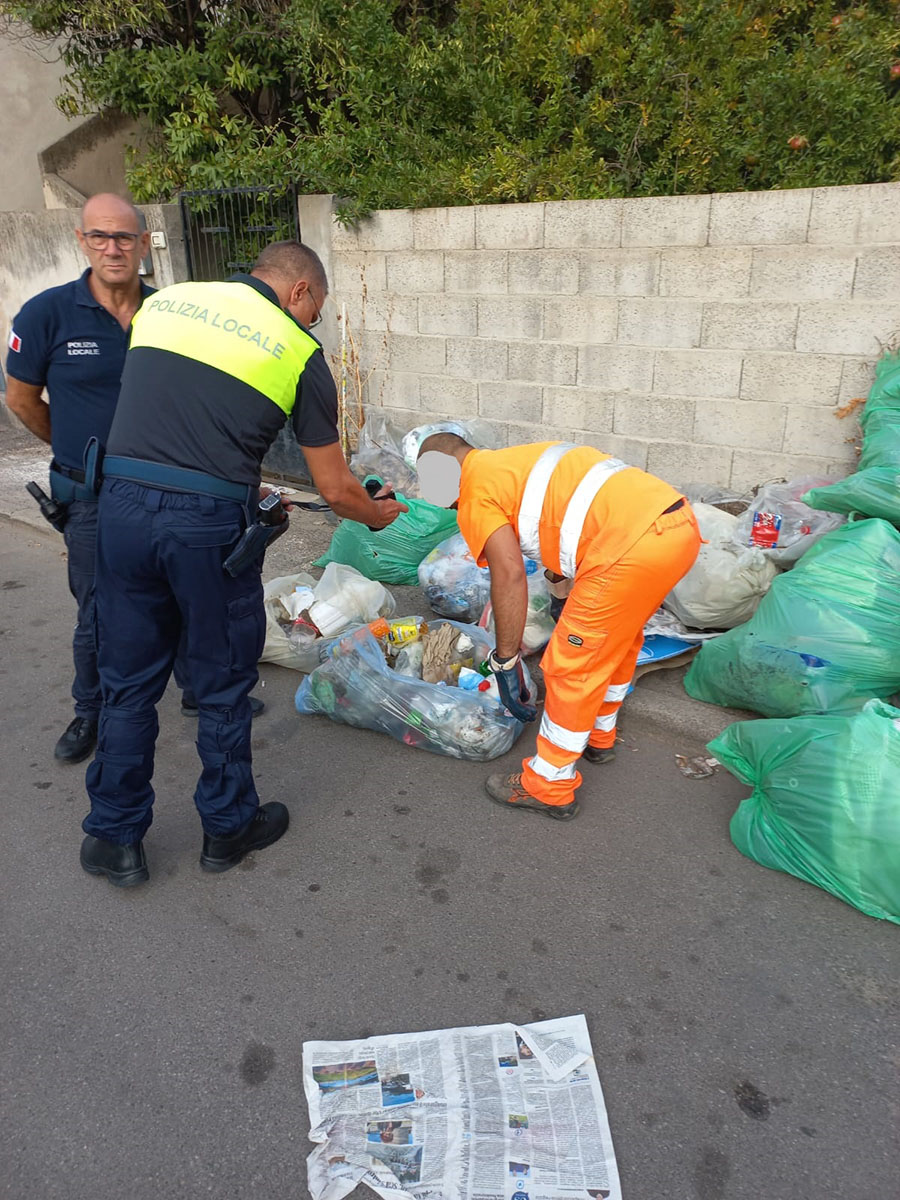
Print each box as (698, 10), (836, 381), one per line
(102, 455), (256, 507)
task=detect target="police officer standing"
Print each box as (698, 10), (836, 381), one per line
(5, 194), (154, 764)
(80, 240), (407, 887)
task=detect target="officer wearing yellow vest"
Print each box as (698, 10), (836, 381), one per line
(80, 241), (406, 887)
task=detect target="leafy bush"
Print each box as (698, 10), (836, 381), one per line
(3, 0), (898, 218)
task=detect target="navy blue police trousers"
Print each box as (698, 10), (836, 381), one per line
(63, 499), (198, 719)
(83, 479), (265, 845)
(63, 500), (102, 721)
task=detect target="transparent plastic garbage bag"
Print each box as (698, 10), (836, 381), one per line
(295, 618), (533, 761)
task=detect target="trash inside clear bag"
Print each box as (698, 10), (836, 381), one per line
(260, 566), (394, 672)
(731, 478), (845, 568)
(294, 618), (533, 761)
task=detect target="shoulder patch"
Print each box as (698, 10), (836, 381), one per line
(8, 330), (21, 353)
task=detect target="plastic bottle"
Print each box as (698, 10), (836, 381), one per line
(387, 618), (429, 646)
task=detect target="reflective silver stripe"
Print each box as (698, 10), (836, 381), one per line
(604, 682), (630, 703)
(527, 754), (578, 783)
(517, 443), (577, 561)
(539, 713), (590, 754)
(558, 458), (629, 578)
(594, 712), (619, 732)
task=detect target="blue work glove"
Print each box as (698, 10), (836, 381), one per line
(488, 650), (537, 723)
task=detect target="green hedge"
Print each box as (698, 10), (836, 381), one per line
(4, 0), (898, 217)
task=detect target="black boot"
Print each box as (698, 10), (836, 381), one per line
(200, 802), (289, 873)
(55, 716), (98, 764)
(181, 695), (265, 718)
(80, 836), (149, 887)
(583, 745), (616, 764)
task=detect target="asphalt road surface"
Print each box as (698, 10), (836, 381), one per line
(1, 520), (897, 1200)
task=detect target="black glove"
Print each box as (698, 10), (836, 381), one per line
(549, 594), (567, 623)
(488, 650), (537, 723)
(364, 476), (397, 531)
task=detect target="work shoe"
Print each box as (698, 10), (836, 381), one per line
(181, 694), (265, 718)
(54, 716), (98, 764)
(583, 744), (616, 764)
(485, 773), (579, 821)
(199, 802), (289, 873)
(80, 835), (149, 888)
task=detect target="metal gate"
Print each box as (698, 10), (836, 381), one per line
(178, 185), (300, 280)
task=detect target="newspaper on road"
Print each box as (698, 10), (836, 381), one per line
(302, 1014), (621, 1200)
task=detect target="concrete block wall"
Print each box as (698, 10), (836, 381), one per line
(323, 182), (900, 491)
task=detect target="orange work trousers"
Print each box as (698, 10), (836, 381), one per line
(522, 503), (701, 806)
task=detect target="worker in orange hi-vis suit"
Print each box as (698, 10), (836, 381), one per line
(416, 434), (701, 821)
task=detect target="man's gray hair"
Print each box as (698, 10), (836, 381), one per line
(417, 432), (473, 458)
(253, 240), (328, 294)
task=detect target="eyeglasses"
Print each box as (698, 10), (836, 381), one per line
(81, 230), (141, 250)
(307, 291), (323, 329)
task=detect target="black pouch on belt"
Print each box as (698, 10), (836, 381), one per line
(223, 492), (289, 577)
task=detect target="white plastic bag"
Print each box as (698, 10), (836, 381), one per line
(260, 572), (318, 669)
(260, 565), (395, 671)
(732, 478), (845, 568)
(664, 503), (778, 630)
(308, 562), (396, 637)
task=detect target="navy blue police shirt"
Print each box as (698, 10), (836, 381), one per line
(5, 269), (155, 473)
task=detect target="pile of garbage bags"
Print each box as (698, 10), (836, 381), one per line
(711, 700), (900, 924)
(805, 349), (900, 525)
(663, 485), (843, 631)
(685, 518), (900, 716)
(295, 618), (532, 761)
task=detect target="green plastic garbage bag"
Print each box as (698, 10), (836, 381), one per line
(710, 701), (900, 924)
(804, 466), (900, 524)
(684, 519), (900, 716)
(859, 348), (900, 429)
(805, 351), (900, 523)
(316, 493), (459, 585)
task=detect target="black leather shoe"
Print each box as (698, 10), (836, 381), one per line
(583, 745), (616, 764)
(200, 802), (289, 873)
(181, 695), (265, 718)
(54, 717), (98, 764)
(80, 835), (149, 887)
